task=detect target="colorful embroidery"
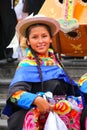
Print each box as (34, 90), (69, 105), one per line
(23, 96), (83, 130)
(54, 100), (71, 115)
(10, 90), (26, 103)
(78, 73), (87, 86)
(18, 48), (61, 68)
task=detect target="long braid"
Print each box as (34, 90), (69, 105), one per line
(50, 44), (72, 76)
(29, 46), (44, 91)
(50, 44), (64, 69)
(50, 44), (76, 95)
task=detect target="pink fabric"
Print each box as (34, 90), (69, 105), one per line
(23, 96), (83, 130)
(85, 117), (87, 130)
(23, 108), (82, 130)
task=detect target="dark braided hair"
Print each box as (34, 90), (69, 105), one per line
(50, 44), (64, 69)
(29, 46), (44, 91)
(29, 44), (64, 91)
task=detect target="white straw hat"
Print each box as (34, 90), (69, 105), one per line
(16, 14), (60, 37)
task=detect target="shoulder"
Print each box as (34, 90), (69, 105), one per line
(17, 57), (37, 68)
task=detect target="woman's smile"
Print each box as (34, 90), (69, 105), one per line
(37, 43), (46, 49)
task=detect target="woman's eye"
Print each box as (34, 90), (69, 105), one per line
(43, 35), (47, 38)
(32, 36), (37, 39)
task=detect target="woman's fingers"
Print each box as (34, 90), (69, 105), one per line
(33, 96), (54, 113)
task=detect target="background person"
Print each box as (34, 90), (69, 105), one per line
(0, 0), (17, 61)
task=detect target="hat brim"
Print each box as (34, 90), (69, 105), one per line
(16, 16), (60, 37)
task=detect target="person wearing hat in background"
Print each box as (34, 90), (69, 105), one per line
(2, 15), (83, 130)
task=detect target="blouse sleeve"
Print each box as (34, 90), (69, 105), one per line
(9, 90), (38, 109)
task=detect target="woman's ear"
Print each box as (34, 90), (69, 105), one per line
(50, 39), (52, 43)
(27, 40), (30, 45)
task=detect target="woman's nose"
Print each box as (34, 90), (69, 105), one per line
(38, 37), (43, 42)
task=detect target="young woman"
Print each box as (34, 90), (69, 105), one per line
(2, 15), (83, 130)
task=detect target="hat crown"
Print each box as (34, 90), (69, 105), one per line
(16, 14), (60, 37)
(25, 13), (46, 20)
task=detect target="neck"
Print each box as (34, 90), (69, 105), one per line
(37, 53), (49, 58)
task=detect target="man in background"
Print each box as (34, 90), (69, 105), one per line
(0, 0), (17, 61)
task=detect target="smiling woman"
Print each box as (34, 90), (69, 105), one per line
(2, 15), (84, 130)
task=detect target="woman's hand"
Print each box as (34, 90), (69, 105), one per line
(33, 96), (54, 114)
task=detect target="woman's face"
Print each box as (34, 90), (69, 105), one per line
(27, 26), (52, 57)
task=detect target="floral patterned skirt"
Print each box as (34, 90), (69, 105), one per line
(23, 96), (83, 130)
